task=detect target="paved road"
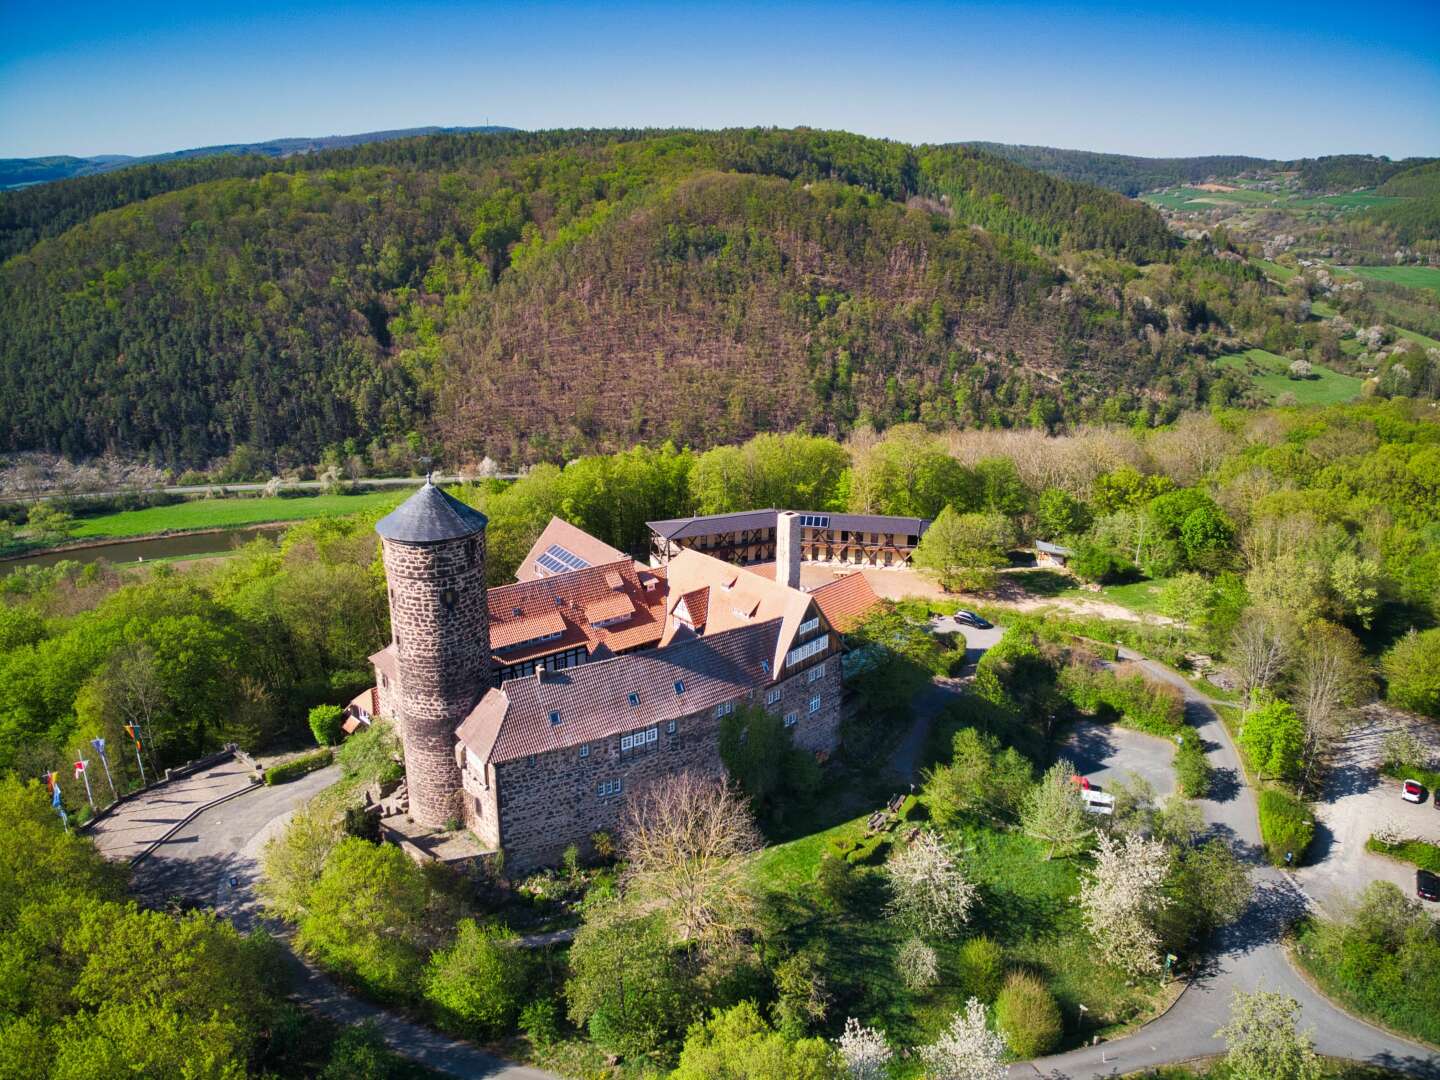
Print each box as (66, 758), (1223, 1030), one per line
(1062, 720), (1177, 801)
(1014, 654), (1440, 1078)
(129, 766), (558, 1080)
(8, 472), (522, 504)
(888, 617), (1003, 781)
(89, 756), (258, 863)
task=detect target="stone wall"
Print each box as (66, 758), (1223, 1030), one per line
(382, 531), (491, 828)
(490, 640), (842, 872)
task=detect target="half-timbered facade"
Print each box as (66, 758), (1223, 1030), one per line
(647, 509), (931, 570)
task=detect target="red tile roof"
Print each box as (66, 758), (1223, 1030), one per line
(457, 620), (782, 766)
(488, 558), (669, 664)
(810, 572), (882, 633)
(583, 592), (636, 625)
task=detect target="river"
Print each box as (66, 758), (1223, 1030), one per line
(2, 525), (284, 574)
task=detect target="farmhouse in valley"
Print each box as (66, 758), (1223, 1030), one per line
(365, 481), (888, 871)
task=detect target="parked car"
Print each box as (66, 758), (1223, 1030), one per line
(956, 610), (993, 630)
(1402, 779), (1425, 803)
(1417, 869), (1440, 903)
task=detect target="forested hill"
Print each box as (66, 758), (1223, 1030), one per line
(961, 143), (1273, 196)
(0, 125), (512, 191)
(1, 127), (1268, 469)
(964, 144), (1437, 197)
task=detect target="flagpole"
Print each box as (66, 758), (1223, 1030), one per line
(75, 754), (95, 810)
(94, 739), (118, 802)
(127, 725), (148, 787)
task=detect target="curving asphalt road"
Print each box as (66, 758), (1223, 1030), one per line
(130, 765), (557, 1080)
(1012, 654), (1440, 1079)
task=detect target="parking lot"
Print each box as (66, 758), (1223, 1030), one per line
(1295, 708), (1440, 915)
(1060, 719), (1177, 801)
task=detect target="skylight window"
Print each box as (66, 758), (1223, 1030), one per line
(673, 679), (685, 695)
(627, 692), (640, 707)
(549, 710), (562, 726)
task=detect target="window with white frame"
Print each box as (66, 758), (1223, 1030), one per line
(597, 778), (622, 798)
(667, 719), (677, 734)
(807, 663), (825, 683)
(783, 711), (798, 727)
(715, 701), (735, 719)
(798, 615), (821, 637)
(621, 732), (636, 751)
(786, 635), (827, 668)
(809, 692), (822, 714)
(645, 726), (658, 744)
(765, 687), (782, 705)
(580, 744), (590, 759)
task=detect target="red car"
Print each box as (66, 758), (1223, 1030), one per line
(1418, 869), (1440, 903)
(1402, 779), (1425, 803)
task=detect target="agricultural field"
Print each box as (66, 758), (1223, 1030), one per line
(1393, 326), (1440, 349)
(65, 489), (407, 539)
(1342, 265), (1440, 296)
(1215, 348), (1364, 406)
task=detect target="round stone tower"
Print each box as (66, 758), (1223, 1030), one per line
(375, 480), (492, 828)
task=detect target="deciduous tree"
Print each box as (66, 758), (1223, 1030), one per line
(1080, 831), (1171, 976)
(883, 829), (977, 938)
(919, 997), (1008, 1080)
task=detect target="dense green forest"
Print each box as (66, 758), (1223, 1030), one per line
(961, 144), (1272, 196)
(2, 127), (1300, 470)
(961, 145), (1436, 198)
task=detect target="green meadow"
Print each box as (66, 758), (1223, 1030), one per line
(1216, 348), (1364, 406)
(1344, 265), (1440, 296)
(66, 489), (408, 540)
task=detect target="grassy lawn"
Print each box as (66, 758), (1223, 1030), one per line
(1394, 325), (1440, 349)
(1255, 259), (1297, 283)
(1289, 193), (1400, 210)
(751, 807), (1168, 1058)
(1343, 265), (1440, 296)
(1010, 569), (1173, 618)
(1215, 348), (1364, 405)
(66, 489), (407, 539)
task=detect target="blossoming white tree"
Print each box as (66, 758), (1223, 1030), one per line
(1218, 989), (1322, 1080)
(1079, 830), (1172, 975)
(837, 1017), (892, 1080)
(919, 997), (1008, 1080)
(898, 935), (939, 991)
(884, 830), (977, 938)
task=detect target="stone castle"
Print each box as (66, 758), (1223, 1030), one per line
(366, 481), (885, 871)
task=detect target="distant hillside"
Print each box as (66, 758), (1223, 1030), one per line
(1, 128), (1278, 469)
(0, 125), (509, 190)
(0, 155), (133, 189)
(963, 144), (1439, 198)
(960, 143), (1274, 196)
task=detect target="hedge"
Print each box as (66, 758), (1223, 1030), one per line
(264, 748), (334, 785)
(1380, 760), (1440, 794)
(1366, 836), (1440, 873)
(1174, 730), (1212, 798)
(1257, 788), (1315, 866)
(1058, 663), (1184, 736)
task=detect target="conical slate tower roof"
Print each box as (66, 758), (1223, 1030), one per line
(375, 480), (488, 543)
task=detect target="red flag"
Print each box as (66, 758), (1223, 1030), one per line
(74, 760), (87, 777)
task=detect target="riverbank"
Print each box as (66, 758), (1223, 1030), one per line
(2, 488), (408, 572)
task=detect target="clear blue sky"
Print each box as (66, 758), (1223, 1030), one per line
(2, 0), (1437, 159)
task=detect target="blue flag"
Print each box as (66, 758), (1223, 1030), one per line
(51, 783), (62, 808)
(91, 737), (106, 757)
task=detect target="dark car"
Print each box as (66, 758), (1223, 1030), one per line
(1419, 869), (1440, 903)
(956, 610), (993, 630)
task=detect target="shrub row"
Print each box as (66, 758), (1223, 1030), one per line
(1380, 760), (1440, 794)
(264, 748), (334, 785)
(1366, 836), (1440, 873)
(1058, 663), (1184, 736)
(1257, 788), (1315, 866)
(1174, 729), (1212, 798)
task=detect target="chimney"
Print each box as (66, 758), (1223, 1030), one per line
(777, 511), (802, 591)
